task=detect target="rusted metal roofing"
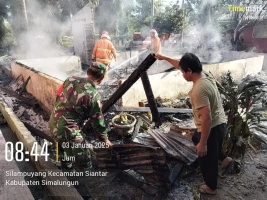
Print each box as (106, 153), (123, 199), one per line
(95, 143), (182, 187)
(133, 132), (160, 147)
(147, 129), (198, 165)
(95, 144), (166, 170)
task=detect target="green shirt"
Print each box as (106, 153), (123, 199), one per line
(49, 76), (107, 141)
(188, 76), (227, 132)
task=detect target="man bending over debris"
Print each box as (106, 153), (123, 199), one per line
(155, 53), (232, 195)
(49, 62), (112, 170)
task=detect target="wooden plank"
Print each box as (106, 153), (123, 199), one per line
(0, 86), (38, 108)
(19, 76), (31, 95)
(82, 53), (156, 132)
(114, 105), (193, 114)
(23, 122), (55, 144)
(140, 71), (161, 127)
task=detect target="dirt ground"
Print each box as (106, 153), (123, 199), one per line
(211, 149), (267, 200)
(171, 149), (267, 200)
(71, 147), (267, 200)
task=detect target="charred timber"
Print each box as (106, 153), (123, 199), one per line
(102, 53), (156, 113)
(0, 86), (38, 108)
(140, 72), (162, 127)
(18, 76), (31, 96)
(23, 122), (55, 144)
(117, 171), (159, 196)
(114, 106), (193, 114)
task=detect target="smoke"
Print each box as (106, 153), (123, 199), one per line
(7, 1), (85, 81)
(163, 0), (235, 64)
(18, 1), (72, 59)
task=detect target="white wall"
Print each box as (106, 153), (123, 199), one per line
(16, 56), (82, 81)
(121, 55), (264, 107)
(72, 3), (94, 65)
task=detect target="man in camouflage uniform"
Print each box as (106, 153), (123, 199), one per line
(49, 62), (112, 170)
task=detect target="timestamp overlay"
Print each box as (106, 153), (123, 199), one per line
(1, 126), (109, 198)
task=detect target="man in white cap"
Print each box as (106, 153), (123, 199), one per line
(92, 31), (117, 79)
(149, 29), (161, 54)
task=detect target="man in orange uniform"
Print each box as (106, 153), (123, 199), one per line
(92, 31), (117, 79)
(149, 29), (162, 54)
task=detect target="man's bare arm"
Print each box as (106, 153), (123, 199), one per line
(195, 105), (212, 157)
(155, 54), (180, 70)
(198, 106), (212, 146)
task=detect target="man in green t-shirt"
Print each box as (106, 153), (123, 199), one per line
(155, 52), (232, 195)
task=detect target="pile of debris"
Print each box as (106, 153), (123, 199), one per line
(0, 55), (16, 66)
(241, 71), (267, 146)
(0, 54), (200, 198)
(2, 52), (267, 199)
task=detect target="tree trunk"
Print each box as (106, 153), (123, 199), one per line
(21, 0), (28, 31)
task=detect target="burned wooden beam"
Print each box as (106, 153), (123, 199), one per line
(102, 53), (156, 113)
(23, 121), (55, 144)
(117, 171), (159, 196)
(138, 113), (153, 124)
(0, 86), (38, 108)
(131, 117), (142, 141)
(18, 76), (31, 96)
(114, 105), (193, 114)
(140, 72), (162, 127)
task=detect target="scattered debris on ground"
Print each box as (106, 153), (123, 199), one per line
(1, 55), (267, 199)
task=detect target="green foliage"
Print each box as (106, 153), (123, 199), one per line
(216, 72), (267, 158)
(0, 17), (5, 42)
(0, 1), (8, 43)
(2, 21), (16, 47)
(58, 35), (73, 47)
(124, 0), (153, 37)
(153, 4), (184, 35)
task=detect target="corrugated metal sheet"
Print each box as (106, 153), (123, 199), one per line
(95, 143), (181, 186)
(95, 144), (166, 170)
(133, 133), (160, 147)
(148, 129), (198, 165)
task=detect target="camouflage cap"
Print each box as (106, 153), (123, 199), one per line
(90, 62), (107, 75)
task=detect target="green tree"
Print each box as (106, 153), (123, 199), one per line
(0, 1), (8, 43)
(153, 4), (184, 35)
(122, 0), (165, 38)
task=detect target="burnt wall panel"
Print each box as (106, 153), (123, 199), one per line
(11, 62), (62, 114)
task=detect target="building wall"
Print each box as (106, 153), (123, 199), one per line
(239, 25), (267, 53)
(121, 55), (264, 107)
(11, 62), (62, 114)
(72, 3), (95, 65)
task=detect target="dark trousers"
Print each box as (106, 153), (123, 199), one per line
(192, 123), (227, 190)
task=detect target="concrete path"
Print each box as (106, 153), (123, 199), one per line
(0, 125), (34, 200)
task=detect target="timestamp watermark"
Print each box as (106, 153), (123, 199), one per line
(228, 4), (263, 13)
(227, 2), (267, 21)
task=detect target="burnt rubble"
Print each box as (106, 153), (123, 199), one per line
(2, 52), (267, 199)
(0, 55), (199, 198)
